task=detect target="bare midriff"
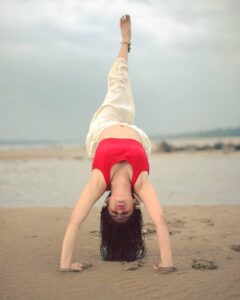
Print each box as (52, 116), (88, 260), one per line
(97, 124), (143, 146)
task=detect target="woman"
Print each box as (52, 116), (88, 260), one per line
(60, 15), (176, 272)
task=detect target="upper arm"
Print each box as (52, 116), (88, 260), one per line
(91, 169), (107, 191)
(135, 178), (166, 225)
(70, 178), (106, 225)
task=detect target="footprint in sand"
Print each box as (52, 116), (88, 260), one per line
(192, 258), (218, 270)
(123, 260), (144, 271)
(89, 230), (100, 239)
(169, 230), (181, 235)
(143, 222), (182, 236)
(199, 218), (214, 226)
(167, 218), (185, 228)
(142, 223), (156, 236)
(230, 244), (240, 252)
(24, 234), (39, 239)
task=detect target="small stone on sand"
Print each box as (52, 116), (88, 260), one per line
(124, 260), (144, 271)
(192, 259), (218, 270)
(230, 244), (240, 252)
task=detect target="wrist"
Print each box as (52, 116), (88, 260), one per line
(60, 262), (71, 269)
(159, 261), (174, 268)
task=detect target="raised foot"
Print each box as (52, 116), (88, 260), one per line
(120, 14), (131, 44)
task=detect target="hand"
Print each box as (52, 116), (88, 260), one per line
(153, 262), (177, 273)
(59, 262), (92, 272)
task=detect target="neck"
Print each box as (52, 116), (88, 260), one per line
(111, 173), (132, 198)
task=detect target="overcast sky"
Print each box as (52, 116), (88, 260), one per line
(0, 0), (239, 142)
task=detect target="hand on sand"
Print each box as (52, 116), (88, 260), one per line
(60, 262), (92, 272)
(153, 262), (177, 274)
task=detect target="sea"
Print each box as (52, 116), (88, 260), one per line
(0, 137), (240, 207)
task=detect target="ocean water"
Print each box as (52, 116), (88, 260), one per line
(0, 152), (240, 207)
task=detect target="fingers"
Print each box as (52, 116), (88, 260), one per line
(71, 262), (84, 271)
(60, 268), (82, 272)
(153, 262), (162, 269)
(153, 264), (178, 274)
(81, 262), (93, 269)
(59, 262), (93, 272)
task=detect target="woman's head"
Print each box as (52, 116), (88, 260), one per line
(107, 172), (137, 222)
(100, 191), (146, 262)
(107, 188), (136, 223)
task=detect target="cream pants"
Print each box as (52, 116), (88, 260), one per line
(85, 57), (152, 159)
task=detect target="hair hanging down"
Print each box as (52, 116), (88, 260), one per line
(100, 192), (147, 262)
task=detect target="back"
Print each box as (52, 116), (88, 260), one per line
(92, 138), (150, 190)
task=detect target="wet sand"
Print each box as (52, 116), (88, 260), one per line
(0, 146), (86, 160)
(1, 146), (240, 299)
(1, 205), (240, 300)
(0, 146), (240, 160)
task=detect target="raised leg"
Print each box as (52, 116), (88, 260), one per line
(86, 15), (135, 158)
(88, 14), (134, 127)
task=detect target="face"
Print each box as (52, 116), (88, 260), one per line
(107, 196), (135, 223)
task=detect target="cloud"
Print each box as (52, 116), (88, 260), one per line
(0, 0), (239, 140)
(1, 0), (239, 60)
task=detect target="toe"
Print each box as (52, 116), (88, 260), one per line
(120, 16), (123, 26)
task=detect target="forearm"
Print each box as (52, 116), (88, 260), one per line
(155, 221), (174, 267)
(136, 181), (174, 267)
(59, 179), (105, 269)
(60, 221), (80, 268)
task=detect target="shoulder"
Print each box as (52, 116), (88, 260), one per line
(90, 169), (107, 191)
(133, 171), (150, 194)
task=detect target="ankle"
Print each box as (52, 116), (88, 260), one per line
(121, 37), (131, 43)
(121, 41), (131, 53)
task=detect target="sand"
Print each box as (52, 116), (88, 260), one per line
(0, 146), (86, 160)
(1, 205), (240, 300)
(1, 146), (240, 299)
(1, 145), (240, 160)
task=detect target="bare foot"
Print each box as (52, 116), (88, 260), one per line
(120, 14), (131, 43)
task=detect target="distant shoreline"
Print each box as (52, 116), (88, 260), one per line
(151, 136), (240, 153)
(0, 137), (240, 160)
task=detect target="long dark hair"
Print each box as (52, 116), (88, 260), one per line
(100, 191), (147, 262)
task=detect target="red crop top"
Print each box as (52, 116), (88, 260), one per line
(92, 138), (150, 190)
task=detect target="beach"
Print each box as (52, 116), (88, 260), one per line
(1, 147), (240, 299)
(1, 205), (240, 300)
